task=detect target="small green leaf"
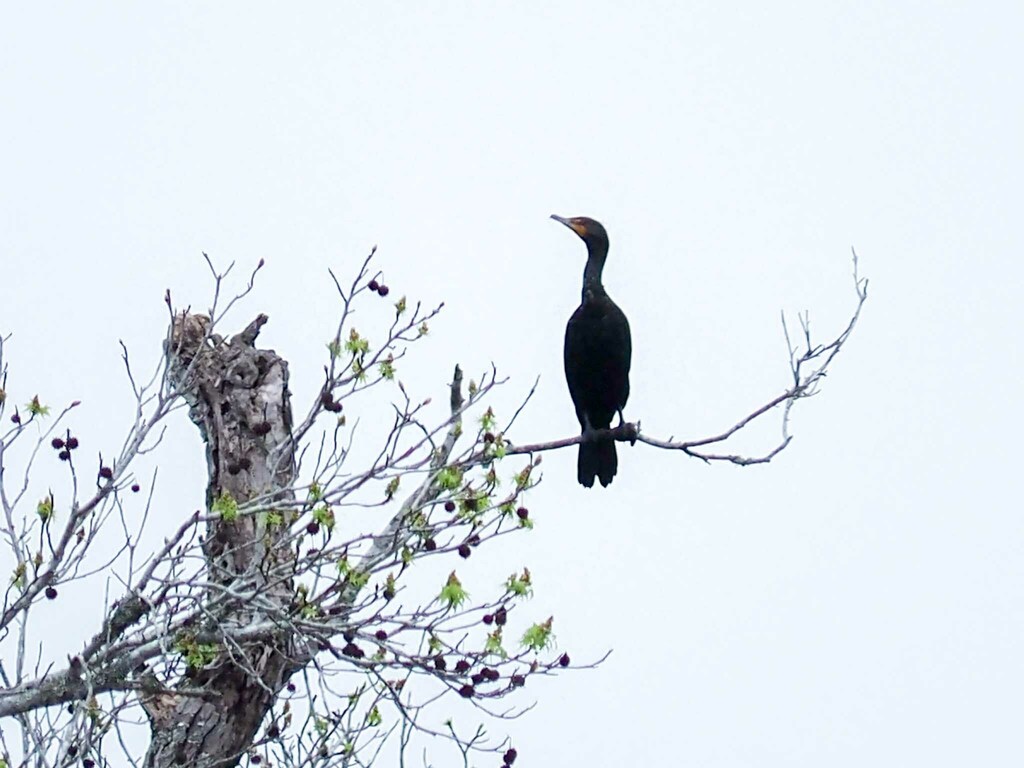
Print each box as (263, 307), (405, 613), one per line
(485, 627), (507, 658)
(521, 617), (555, 652)
(212, 491), (238, 521)
(26, 395), (49, 416)
(436, 466), (463, 491)
(327, 338), (343, 359)
(479, 406), (496, 432)
(506, 568), (533, 598)
(313, 504), (335, 530)
(36, 494), (54, 523)
(439, 571), (468, 609)
(367, 705), (382, 726)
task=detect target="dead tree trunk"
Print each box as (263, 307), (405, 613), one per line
(146, 313), (301, 767)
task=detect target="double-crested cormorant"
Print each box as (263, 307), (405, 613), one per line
(551, 215), (632, 488)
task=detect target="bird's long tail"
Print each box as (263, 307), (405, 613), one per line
(578, 436), (617, 488)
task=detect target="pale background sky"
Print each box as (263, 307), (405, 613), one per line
(2, 3), (1023, 766)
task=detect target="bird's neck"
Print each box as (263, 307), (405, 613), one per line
(582, 243), (609, 298)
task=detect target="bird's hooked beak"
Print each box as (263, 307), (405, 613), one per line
(551, 214), (588, 239)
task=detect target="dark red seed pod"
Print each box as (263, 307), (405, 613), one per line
(455, 659), (471, 673)
(494, 607), (507, 626)
(131, 483), (140, 493)
(45, 586), (58, 600)
(266, 723), (280, 738)
(342, 642), (364, 659)
(66, 437), (79, 449)
(471, 672), (485, 685)
(306, 522), (320, 535)
(458, 684), (474, 698)
(516, 507), (529, 520)
(444, 500), (456, 513)
(378, 285), (390, 297)
(99, 466), (113, 480)
(482, 614), (494, 625)
(286, 682), (297, 693)
(559, 653), (570, 667)
(483, 667), (499, 681)
(10, 413), (20, 424)
(368, 279), (379, 292)
(504, 747), (518, 765)
(510, 674), (525, 687)
(58, 450), (70, 461)
(424, 538), (437, 551)
(434, 655), (447, 671)
(458, 544), (471, 559)
(484, 432), (495, 443)
(375, 629), (388, 641)
(51, 437), (64, 449)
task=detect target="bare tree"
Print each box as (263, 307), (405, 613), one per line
(0, 249), (866, 767)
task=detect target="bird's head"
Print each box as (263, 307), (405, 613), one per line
(550, 215), (609, 250)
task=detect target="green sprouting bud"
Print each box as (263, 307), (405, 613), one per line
(521, 617), (555, 652)
(37, 494), (54, 523)
(212, 491), (238, 521)
(26, 395), (50, 417)
(505, 568), (533, 598)
(479, 406), (496, 432)
(418, 322), (429, 337)
(379, 357), (396, 380)
(366, 705), (382, 726)
(384, 573), (396, 600)
(394, 296), (407, 315)
(437, 466), (463, 491)
(351, 359), (367, 382)
(439, 571), (469, 609)
(327, 338), (343, 359)
(344, 328), (371, 356)
(308, 482), (324, 501)
(263, 510), (283, 527)
(484, 628), (507, 658)
(468, 379), (478, 396)
(385, 476), (400, 500)
(11, 562), (26, 589)
(428, 634), (442, 653)
(313, 504), (335, 530)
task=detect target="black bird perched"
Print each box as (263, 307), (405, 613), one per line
(551, 215), (632, 488)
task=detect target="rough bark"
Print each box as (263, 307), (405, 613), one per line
(146, 313), (299, 768)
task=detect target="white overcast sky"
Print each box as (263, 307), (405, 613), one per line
(2, 3), (1023, 766)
